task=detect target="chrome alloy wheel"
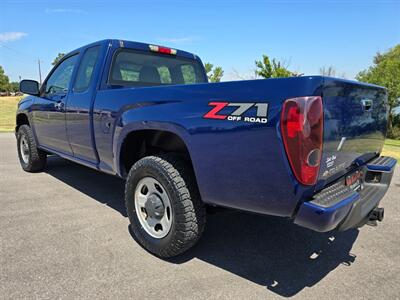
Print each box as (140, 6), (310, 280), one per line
(19, 135), (29, 164)
(134, 177), (172, 239)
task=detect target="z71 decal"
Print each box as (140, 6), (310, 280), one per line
(203, 102), (269, 123)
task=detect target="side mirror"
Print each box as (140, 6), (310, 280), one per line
(20, 80), (40, 96)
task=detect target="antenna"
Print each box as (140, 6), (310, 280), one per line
(38, 58), (42, 85)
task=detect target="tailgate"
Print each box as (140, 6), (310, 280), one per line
(318, 78), (388, 185)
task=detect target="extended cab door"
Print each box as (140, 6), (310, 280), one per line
(33, 54), (78, 155)
(65, 45), (101, 163)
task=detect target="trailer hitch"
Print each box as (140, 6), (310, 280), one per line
(367, 207), (384, 226)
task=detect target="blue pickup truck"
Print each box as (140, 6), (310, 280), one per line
(17, 39), (396, 257)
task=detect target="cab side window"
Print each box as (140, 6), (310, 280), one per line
(74, 46), (100, 92)
(44, 55), (78, 97)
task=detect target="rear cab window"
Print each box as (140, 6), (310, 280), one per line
(108, 49), (206, 87)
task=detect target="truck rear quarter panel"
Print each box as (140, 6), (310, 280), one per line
(94, 77), (324, 217)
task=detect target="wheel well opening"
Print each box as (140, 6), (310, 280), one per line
(120, 130), (193, 177)
(16, 114), (29, 131)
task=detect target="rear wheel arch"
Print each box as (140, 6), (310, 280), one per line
(119, 129), (194, 177)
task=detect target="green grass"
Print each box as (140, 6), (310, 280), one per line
(0, 96), (22, 132)
(0, 96), (399, 161)
(382, 139), (400, 162)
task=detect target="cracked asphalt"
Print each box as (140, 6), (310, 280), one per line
(1, 133), (399, 299)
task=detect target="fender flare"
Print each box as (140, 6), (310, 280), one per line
(112, 120), (193, 177)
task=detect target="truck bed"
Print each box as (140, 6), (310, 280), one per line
(92, 76), (388, 218)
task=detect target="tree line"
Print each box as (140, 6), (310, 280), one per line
(0, 66), (20, 93)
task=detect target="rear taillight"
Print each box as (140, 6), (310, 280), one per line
(280, 96), (323, 185)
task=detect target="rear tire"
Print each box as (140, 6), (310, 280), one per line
(17, 125), (47, 172)
(125, 154), (206, 258)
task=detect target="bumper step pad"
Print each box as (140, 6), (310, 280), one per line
(366, 156), (397, 172)
(294, 155), (397, 232)
(310, 181), (357, 208)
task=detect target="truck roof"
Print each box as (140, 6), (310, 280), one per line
(64, 39), (202, 62)
(61, 40), (384, 90)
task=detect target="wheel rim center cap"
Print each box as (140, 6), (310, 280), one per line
(145, 194), (165, 219)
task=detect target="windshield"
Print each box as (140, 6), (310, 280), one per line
(109, 49), (207, 87)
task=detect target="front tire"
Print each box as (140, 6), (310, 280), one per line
(16, 125), (47, 172)
(125, 155), (206, 258)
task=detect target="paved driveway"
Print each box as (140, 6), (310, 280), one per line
(1, 133), (399, 299)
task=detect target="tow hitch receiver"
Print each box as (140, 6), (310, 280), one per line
(367, 207), (384, 226)
(294, 156), (396, 232)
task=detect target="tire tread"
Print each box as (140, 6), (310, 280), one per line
(17, 125), (46, 172)
(125, 154), (205, 258)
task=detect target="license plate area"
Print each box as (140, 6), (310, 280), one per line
(345, 170), (363, 191)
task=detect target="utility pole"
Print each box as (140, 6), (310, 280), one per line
(38, 58), (42, 85)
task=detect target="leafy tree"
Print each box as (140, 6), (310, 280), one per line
(0, 66), (10, 92)
(255, 55), (293, 78)
(204, 62), (224, 82)
(209, 66), (224, 83)
(393, 113), (400, 127)
(52, 53), (66, 66)
(356, 45), (400, 137)
(204, 63), (213, 75)
(9, 82), (20, 93)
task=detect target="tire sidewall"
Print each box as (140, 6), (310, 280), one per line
(126, 161), (182, 253)
(17, 127), (31, 170)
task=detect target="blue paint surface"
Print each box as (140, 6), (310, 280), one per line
(16, 39), (391, 225)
